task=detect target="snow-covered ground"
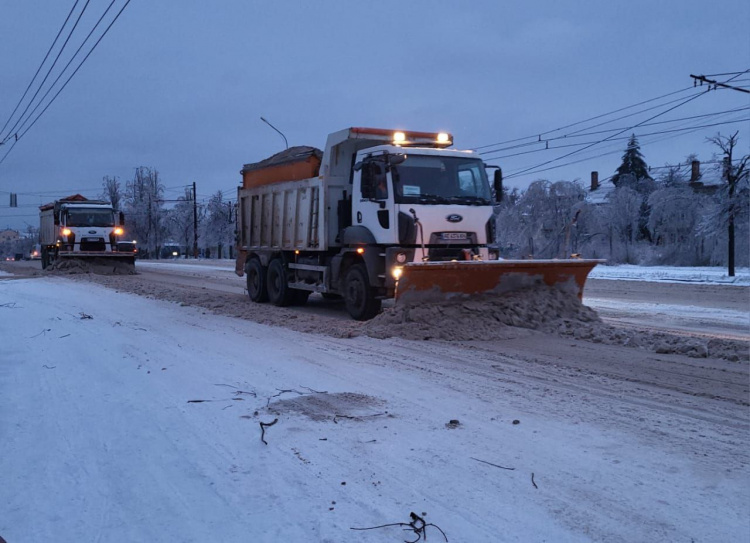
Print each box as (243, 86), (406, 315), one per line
(1, 277), (748, 542)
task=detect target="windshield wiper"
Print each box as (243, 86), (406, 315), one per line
(415, 193), (449, 204)
(444, 196), (491, 206)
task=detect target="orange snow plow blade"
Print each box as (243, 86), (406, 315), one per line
(394, 259), (603, 305)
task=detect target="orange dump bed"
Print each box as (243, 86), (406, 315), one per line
(241, 146), (322, 188)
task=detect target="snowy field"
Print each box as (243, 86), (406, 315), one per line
(589, 264), (750, 285)
(1, 276), (748, 542)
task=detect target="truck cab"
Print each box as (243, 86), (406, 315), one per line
(351, 145), (495, 262)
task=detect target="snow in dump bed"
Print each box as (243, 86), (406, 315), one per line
(1, 278), (748, 542)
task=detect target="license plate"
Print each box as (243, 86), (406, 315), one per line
(441, 232), (467, 240)
(83, 237), (100, 242)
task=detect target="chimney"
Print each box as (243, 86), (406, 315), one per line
(590, 171), (599, 191)
(690, 160), (700, 182)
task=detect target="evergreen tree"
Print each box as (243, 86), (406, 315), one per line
(612, 134), (651, 187)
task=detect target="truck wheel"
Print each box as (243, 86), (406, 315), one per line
(247, 258), (269, 303)
(267, 259), (293, 306)
(321, 293), (342, 301)
(343, 263), (381, 321)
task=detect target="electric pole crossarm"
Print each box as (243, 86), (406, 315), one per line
(690, 74), (750, 94)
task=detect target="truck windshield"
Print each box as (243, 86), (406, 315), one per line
(391, 155), (492, 205)
(65, 208), (115, 227)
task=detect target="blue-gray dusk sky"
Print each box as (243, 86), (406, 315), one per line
(1, 0), (748, 230)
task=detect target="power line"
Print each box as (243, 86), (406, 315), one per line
(1, 0), (93, 144)
(504, 88), (713, 180)
(480, 105), (750, 158)
(0, 0), (82, 141)
(501, 71), (749, 181)
(472, 85), (699, 151)
(14, 0), (120, 139)
(15, 0), (132, 143)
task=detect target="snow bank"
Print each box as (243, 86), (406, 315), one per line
(590, 264), (750, 285)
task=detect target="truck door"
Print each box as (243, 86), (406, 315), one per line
(352, 158), (397, 244)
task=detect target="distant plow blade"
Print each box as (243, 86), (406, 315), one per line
(394, 259), (604, 304)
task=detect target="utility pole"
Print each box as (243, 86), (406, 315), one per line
(192, 181), (198, 258)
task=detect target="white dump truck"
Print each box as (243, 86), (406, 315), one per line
(236, 127), (600, 320)
(39, 194), (136, 269)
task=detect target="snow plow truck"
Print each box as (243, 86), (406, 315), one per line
(235, 127), (601, 320)
(39, 194), (136, 270)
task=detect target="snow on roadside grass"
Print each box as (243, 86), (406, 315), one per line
(2, 278), (748, 542)
(590, 264), (750, 285)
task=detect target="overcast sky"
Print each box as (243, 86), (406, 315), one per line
(1, 0), (748, 231)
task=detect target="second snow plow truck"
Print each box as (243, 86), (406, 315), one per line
(39, 194), (136, 270)
(235, 127), (601, 320)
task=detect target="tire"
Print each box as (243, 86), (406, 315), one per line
(343, 263), (382, 321)
(266, 259), (294, 306)
(246, 258), (269, 303)
(321, 293), (342, 301)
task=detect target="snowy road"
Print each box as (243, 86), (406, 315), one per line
(1, 272), (749, 542)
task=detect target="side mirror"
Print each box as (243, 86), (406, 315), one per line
(493, 169), (503, 203)
(353, 161), (363, 171)
(387, 153), (406, 166)
(119, 211), (125, 226)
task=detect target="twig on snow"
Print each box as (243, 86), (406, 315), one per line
(266, 387), (325, 408)
(42, 365), (56, 369)
(214, 383), (256, 397)
(79, 312), (93, 320)
(59, 334), (70, 338)
(259, 418), (278, 445)
(187, 398), (245, 403)
(30, 328), (51, 338)
(531, 472), (538, 489)
(299, 385), (327, 394)
(470, 457), (515, 471)
(333, 412), (388, 424)
(0, 302), (18, 308)
(351, 512), (448, 542)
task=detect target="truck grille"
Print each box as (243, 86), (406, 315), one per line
(80, 239), (106, 251)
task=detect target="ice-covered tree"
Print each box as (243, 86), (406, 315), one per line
(203, 191), (234, 258)
(166, 188), (197, 257)
(495, 180), (587, 259)
(612, 135), (651, 188)
(100, 175), (122, 211)
(123, 167), (165, 258)
(706, 131), (749, 276)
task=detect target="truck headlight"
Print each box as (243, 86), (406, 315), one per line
(62, 228), (71, 236)
(114, 227), (124, 235)
(392, 266), (403, 280)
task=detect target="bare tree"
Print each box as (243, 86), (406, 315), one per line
(124, 167), (165, 258)
(706, 132), (750, 276)
(100, 175), (122, 211)
(166, 188), (198, 257)
(204, 191), (234, 258)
